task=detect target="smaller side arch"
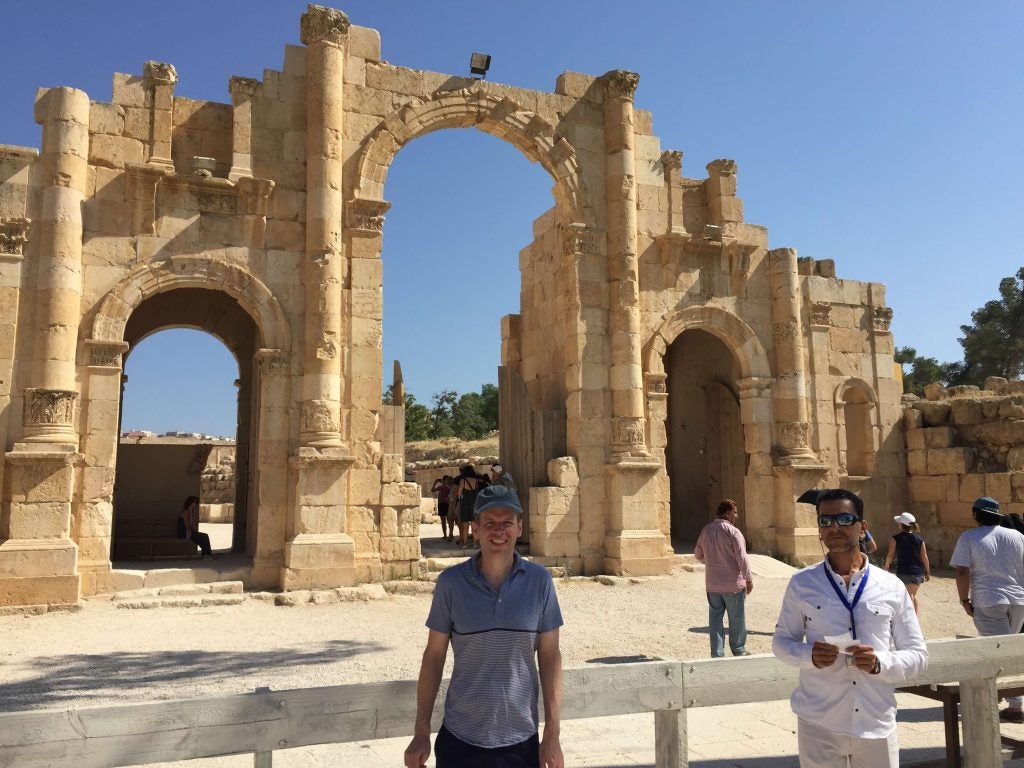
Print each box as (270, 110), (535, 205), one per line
(833, 377), (878, 406)
(90, 255), (291, 352)
(644, 304), (772, 381)
(834, 378), (878, 477)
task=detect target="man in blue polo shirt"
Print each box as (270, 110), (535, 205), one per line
(404, 484), (564, 768)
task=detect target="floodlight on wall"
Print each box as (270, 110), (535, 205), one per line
(702, 224), (723, 242)
(192, 156), (217, 178)
(469, 52), (491, 79)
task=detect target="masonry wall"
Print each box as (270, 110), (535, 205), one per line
(903, 379), (1024, 564)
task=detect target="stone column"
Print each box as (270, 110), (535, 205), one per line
(23, 87), (90, 446)
(299, 3), (348, 449)
(601, 70), (648, 460)
(768, 247), (817, 463)
(661, 150), (684, 235)
(228, 76), (258, 181)
(143, 61), (176, 168)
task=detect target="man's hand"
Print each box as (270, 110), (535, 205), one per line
(961, 598), (973, 617)
(745, 579), (753, 595)
(845, 643), (878, 674)
(540, 732), (564, 768)
(811, 641), (839, 669)
(404, 734), (431, 768)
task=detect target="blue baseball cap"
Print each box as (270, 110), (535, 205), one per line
(474, 484), (523, 517)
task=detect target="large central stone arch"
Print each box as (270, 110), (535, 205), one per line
(353, 86), (594, 228)
(644, 304), (771, 380)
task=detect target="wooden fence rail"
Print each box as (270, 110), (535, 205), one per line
(2, 635), (1023, 768)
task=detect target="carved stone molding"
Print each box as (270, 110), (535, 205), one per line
(228, 76), (260, 99)
(346, 198), (391, 234)
(661, 150), (682, 172)
(600, 70), (640, 101)
(237, 177), (275, 217)
(144, 60), (178, 86)
(301, 399), (339, 435)
(300, 4), (350, 46)
(562, 224), (601, 258)
(644, 373), (667, 396)
(23, 388), (77, 428)
(873, 306), (893, 332)
(255, 348), (291, 375)
(707, 158), (737, 176)
(86, 340), (129, 368)
(776, 421), (810, 452)
(809, 302), (832, 327)
(772, 321), (799, 343)
(611, 415), (647, 452)
(0, 217), (30, 256)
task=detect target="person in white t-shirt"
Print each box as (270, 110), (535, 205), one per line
(950, 495), (1024, 723)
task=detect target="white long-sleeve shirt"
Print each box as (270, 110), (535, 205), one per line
(772, 559), (928, 739)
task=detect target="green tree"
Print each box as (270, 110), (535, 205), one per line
(479, 383), (499, 432)
(954, 267), (1024, 385)
(452, 392), (488, 439)
(894, 346), (952, 397)
(430, 389), (458, 438)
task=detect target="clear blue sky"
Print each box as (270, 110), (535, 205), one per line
(2, 1), (1021, 436)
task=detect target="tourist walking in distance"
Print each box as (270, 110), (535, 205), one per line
(489, 462), (518, 493)
(773, 488), (927, 767)
(693, 499), (753, 657)
(404, 484), (564, 768)
(883, 512), (930, 613)
(951, 495), (1024, 723)
(455, 465), (480, 548)
(431, 475), (453, 542)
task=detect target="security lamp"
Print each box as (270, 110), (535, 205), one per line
(469, 52), (491, 79)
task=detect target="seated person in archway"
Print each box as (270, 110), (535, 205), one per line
(177, 495), (214, 559)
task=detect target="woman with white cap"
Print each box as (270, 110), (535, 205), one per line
(884, 512), (930, 613)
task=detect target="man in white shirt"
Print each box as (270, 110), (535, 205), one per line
(951, 495), (1024, 723)
(773, 488), (928, 767)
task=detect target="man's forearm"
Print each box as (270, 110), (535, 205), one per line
(538, 647), (563, 736)
(955, 568), (971, 600)
(413, 650), (444, 736)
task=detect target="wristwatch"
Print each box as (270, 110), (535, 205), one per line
(960, 597), (971, 604)
(870, 658), (881, 675)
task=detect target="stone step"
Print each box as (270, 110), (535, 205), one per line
(115, 594), (245, 610)
(674, 554), (705, 573)
(112, 581), (244, 602)
(423, 556), (468, 572)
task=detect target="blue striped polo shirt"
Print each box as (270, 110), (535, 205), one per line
(426, 551), (563, 748)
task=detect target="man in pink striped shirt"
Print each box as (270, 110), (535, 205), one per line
(694, 499), (754, 657)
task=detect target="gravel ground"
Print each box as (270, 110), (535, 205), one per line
(0, 533), (977, 715)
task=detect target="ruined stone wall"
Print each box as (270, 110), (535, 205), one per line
(903, 379), (1024, 563)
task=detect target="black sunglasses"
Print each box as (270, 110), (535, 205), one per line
(817, 513), (860, 528)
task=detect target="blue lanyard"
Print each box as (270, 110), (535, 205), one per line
(823, 562), (869, 640)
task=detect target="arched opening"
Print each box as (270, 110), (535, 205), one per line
(839, 383), (875, 477)
(665, 329), (746, 546)
(378, 127), (560, 550)
(111, 288), (257, 563)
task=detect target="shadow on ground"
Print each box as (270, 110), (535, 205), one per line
(0, 639), (384, 711)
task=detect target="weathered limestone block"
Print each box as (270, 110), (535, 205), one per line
(924, 383), (948, 401)
(381, 453), (403, 483)
(348, 468), (382, 505)
(985, 472), (1012, 502)
(380, 536), (419, 562)
(906, 450), (927, 476)
(89, 103), (125, 135)
(1008, 447), (1024, 472)
(927, 447), (974, 476)
(937, 502), (974, 527)
(950, 398), (983, 426)
(1010, 472), (1024, 503)
(923, 427), (955, 449)
(381, 481), (419, 507)
(959, 474), (986, 503)
(975, 420), (1024, 447)
(397, 508), (419, 537)
(531, 530), (581, 558)
(998, 399), (1024, 420)
(903, 408), (924, 430)
(904, 428), (925, 451)
(379, 506), (397, 537)
(549, 457), (579, 488)
(908, 476), (948, 503)
(948, 385), (981, 398)
(986, 376), (1010, 394)
(916, 401), (951, 427)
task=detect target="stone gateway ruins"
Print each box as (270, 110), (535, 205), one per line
(0, 4), (914, 607)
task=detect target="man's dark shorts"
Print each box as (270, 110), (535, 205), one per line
(435, 723), (539, 767)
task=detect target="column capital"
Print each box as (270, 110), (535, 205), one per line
(228, 75), (260, 99)
(561, 223), (602, 258)
(255, 348), (291, 375)
(300, 4), (350, 46)
(600, 70), (640, 100)
(144, 60), (178, 86)
(0, 217), (30, 257)
(86, 340), (129, 368)
(346, 197), (391, 234)
(661, 150), (682, 172)
(706, 158), (737, 177)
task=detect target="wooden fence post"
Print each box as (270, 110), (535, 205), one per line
(654, 709), (687, 768)
(959, 675), (999, 767)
